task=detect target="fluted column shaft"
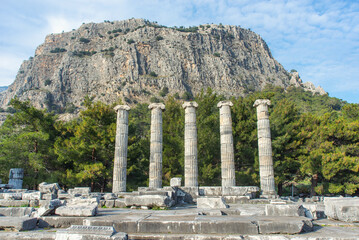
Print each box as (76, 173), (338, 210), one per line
(217, 101), (236, 187)
(112, 105), (130, 193)
(149, 103), (166, 188)
(253, 99), (276, 197)
(182, 101), (199, 187)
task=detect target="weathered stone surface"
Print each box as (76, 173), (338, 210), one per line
(35, 199), (63, 217)
(104, 193), (117, 200)
(217, 101), (236, 187)
(41, 193), (57, 200)
(38, 182), (60, 194)
(324, 197), (359, 222)
(0, 199), (29, 207)
(253, 99), (276, 197)
(22, 191), (42, 200)
(113, 105), (130, 193)
(0, 217), (37, 231)
(8, 168), (24, 189)
(67, 197), (100, 206)
(55, 205), (98, 217)
(170, 177), (182, 187)
(105, 200), (115, 208)
(0, 207), (34, 217)
(68, 187), (91, 196)
(265, 204), (305, 217)
(115, 199), (126, 208)
(148, 103), (165, 189)
(58, 190), (71, 199)
(197, 197), (228, 209)
(183, 101), (199, 187)
(39, 216), (87, 228)
(55, 225), (128, 240)
(302, 203), (326, 220)
(3, 192), (22, 200)
(257, 217), (313, 234)
(124, 195), (174, 207)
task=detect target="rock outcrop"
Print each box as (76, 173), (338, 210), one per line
(289, 71), (326, 95)
(0, 18), (292, 112)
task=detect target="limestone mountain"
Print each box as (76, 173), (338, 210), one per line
(0, 18), (323, 113)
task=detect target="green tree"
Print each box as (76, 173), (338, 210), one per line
(0, 99), (59, 189)
(54, 98), (116, 191)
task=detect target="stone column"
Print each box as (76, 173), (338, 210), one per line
(112, 105), (130, 193)
(148, 103), (166, 188)
(217, 101), (236, 187)
(182, 101), (199, 187)
(253, 99), (276, 197)
(8, 168), (24, 189)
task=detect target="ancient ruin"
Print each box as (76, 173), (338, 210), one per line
(182, 101), (199, 187)
(217, 101), (236, 188)
(0, 100), (358, 239)
(148, 103), (166, 188)
(254, 99), (277, 198)
(112, 105), (131, 193)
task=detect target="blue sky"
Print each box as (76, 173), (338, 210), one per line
(0, 0), (358, 103)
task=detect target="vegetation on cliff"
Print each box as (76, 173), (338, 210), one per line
(0, 86), (358, 196)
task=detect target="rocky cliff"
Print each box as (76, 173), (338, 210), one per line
(0, 18), (321, 112)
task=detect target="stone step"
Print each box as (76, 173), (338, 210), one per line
(84, 214), (313, 235)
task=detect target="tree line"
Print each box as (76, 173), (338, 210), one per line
(0, 86), (358, 196)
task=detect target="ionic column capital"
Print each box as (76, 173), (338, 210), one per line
(217, 101), (233, 108)
(148, 103), (166, 111)
(182, 101), (198, 109)
(114, 105), (131, 111)
(253, 99), (271, 108)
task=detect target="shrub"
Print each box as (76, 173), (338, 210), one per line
(44, 79), (52, 86)
(72, 50), (97, 57)
(290, 69), (298, 73)
(181, 91), (193, 100)
(159, 87), (169, 97)
(174, 93), (180, 99)
(79, 37), (90, 43)
(109, 36), (113, 39)
(127, 39), (135, 44)
(150, 97), (160, 103)
(156, 36), (164, 41)
(213, 52), (220, 57)
(50, 48), (67, 53)
(149, 71), (158, 77)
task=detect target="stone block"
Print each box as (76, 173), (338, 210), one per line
(22, 191), (42, 200)
(41, 193), (57, 200)
(115, 199), (126, 208)
(55, 205), (98, 217)
(324, 197), (359, 222)
(104, 193), (117, 200)
(223, 195), (250, 204)
(0, 216), (37, 231)
(38, 182), (60, 194)
(0, 199), (29, 207)
(197, 197), (228, 209)
(55, 225), (127, 240)
(0, 207), (34, 217)
(67, 196), (100, 206)
(68, 187), (91, 196)
(265, 204), (305, 217)
(35, 199), (63, 217)
(222, 186), (260, 197)
(124, 195), (174, 207)
(257, 217), (313, 234)
(170, 177), (182, 187)
(57, 190), (71, 200)
(38, 216), (87, 228)
(3, 192), (22, 200)
(105, 200), (115, 208)
(302, 203), (326, 219)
